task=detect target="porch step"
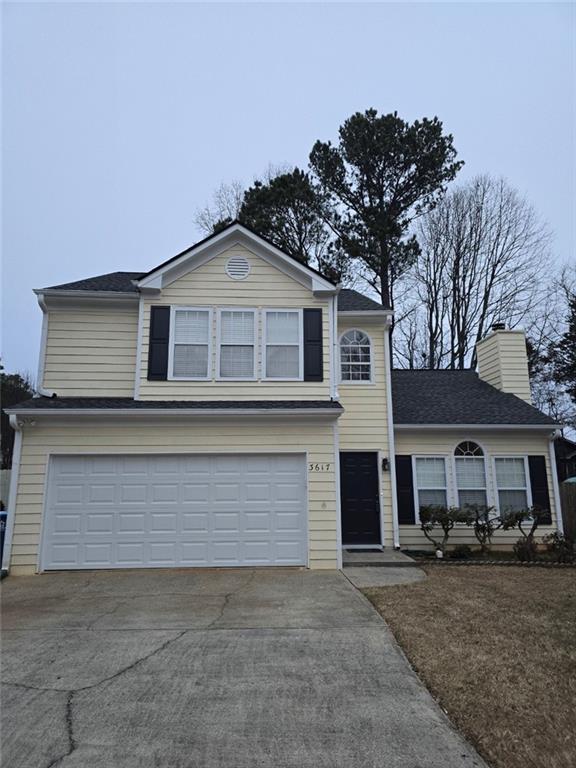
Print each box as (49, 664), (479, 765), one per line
(342, 549), (417, 568)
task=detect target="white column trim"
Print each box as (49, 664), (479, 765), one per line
(2, 416), (23, 572)
(383, 324), (400, 549)
(333, 421), (343, 569)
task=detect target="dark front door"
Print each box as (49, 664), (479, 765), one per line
(340, 452), (381, 546)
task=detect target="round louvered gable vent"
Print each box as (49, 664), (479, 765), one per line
(226, 255), (250, 280)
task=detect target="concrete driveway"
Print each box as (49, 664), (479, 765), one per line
(1, 569), (485, 768)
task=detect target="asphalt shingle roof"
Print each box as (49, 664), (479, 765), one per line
(43, 274), (383, 312)
(47, 272), (143, 292)
(8, 398), (343, 412)
(391, 369), (557, 426)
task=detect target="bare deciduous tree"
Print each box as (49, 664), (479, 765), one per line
(395, 175), (552, 369)
(193, 180), (244, 235)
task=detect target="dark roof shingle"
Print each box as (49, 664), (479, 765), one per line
(46, 272), (143, 292)
(391, 370), (557, 426)
(338, 289), (384, 312)
(42, 274), (384, 313)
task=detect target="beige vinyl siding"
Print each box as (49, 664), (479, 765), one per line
(43, 308), (138, 396)
(139, 246), (331, 400)
(477, 330), (532, 403)
(395, 429), (558, 549)
(9, 419), (337, 575)
(337, 318), (393, 546)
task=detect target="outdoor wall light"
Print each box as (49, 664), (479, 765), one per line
(381, 457), (389, 472)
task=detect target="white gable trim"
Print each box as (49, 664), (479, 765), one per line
(136, 223), (337, 296)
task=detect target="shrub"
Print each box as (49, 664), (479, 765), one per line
(513, 536), (538, 562)
(543, 532), (575, 564)
(450, 544), (474, 560)
(464, 504), (499, 553)
(419, 506), (471, 554)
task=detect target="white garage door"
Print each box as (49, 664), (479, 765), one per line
(42, 454), (307, 570)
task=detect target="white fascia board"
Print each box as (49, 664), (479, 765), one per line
(337, 310), (393, 319)
(136, 223), (337, 294)
(394, 423), (560, 431)
(34, 289), (139, 301)
(6, 408), (344, 419)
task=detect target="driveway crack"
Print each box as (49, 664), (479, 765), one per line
(44, 691), (75, 768)
(208, 570), (257, 629)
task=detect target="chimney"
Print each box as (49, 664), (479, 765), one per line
(476, 325), (532, 403)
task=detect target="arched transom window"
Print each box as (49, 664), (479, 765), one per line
(340, 330), (372, 382)
(454, 441), (487, 509)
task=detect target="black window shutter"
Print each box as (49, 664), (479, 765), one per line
(528, 455), (552, 524)
(303, 308), (323, 382)
(147, 306), (170, 381)
(395, 455), (416, 525)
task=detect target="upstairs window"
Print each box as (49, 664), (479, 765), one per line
(171, 308), (211, 379)
(495, 457), (530, 513)
(264, 310), (302, 379)
(340, 330), (372, 382)
(218, 309), (256, 379)
(454, 441), (487, 509)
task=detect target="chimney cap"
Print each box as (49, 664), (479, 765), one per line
(491, 322), (506, 331)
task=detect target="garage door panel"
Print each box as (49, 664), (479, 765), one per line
(43, 454), (307, 569)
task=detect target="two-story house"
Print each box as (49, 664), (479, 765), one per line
(3, 223), (563, 575)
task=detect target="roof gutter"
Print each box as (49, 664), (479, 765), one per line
(6, 407), (344, 419)
(394, 423), (560, 431)
(33, 289), (139, 300)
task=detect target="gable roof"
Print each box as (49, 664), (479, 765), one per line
(135, 221), (337, 294)
(391, 369), (558, 427)
(40, 273), (383, 312)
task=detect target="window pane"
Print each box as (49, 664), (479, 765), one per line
(459, 490), (488, 508)
(419, 489), (447, 508)
(415, 458), (446, 488)
(455, 457), (486, 489)
(341, 363), (371, 381)
(220, 311), (254, 344)
(266, 345), (299, 378)
(495, 458), (526, 488)
(267, 312), (299, 344)
(173, 344), (208, 377)
(174, 310), (209, 344)
(220, 345), (254, 378)
(499, 490), (529, 513)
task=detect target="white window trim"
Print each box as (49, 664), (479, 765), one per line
(215, 307), (258, 381)
(262, 308), (304, 382)
(412, 455), (449, 525)
(338, 329), (374, 385)
(491, 455), (533, 515)
(452, 441), (488, 510)
(167, 305), (213, 381)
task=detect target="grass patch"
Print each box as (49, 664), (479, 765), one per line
(363, 566), (576, 768)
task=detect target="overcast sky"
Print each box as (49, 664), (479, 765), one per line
(2, 1), (574, 377)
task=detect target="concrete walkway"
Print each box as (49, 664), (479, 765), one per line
(1, 569), (486, 768)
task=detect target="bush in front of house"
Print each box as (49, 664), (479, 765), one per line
(419, 505), (472, 555)
(543, 532), (575, 564)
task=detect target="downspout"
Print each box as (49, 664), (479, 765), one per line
(383, 320), (400, 549)
(331, 289), (340, 401)
(1, 416), (23, 573)
(35, 293), (55, 398)
(549, 430), (564, 535)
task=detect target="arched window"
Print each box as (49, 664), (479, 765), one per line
(454, 441), (487, 509)
(340, 330), (372, 382)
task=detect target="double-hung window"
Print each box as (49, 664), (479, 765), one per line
(218, 309), (256, 379)
(454, 441), (488, 510)
(414, 457), (448, 514)
(494, 458), (530, 514)
(264, 310), (302, 379)
(171, 308), (211, 379)
(340, 330), (372, 382)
